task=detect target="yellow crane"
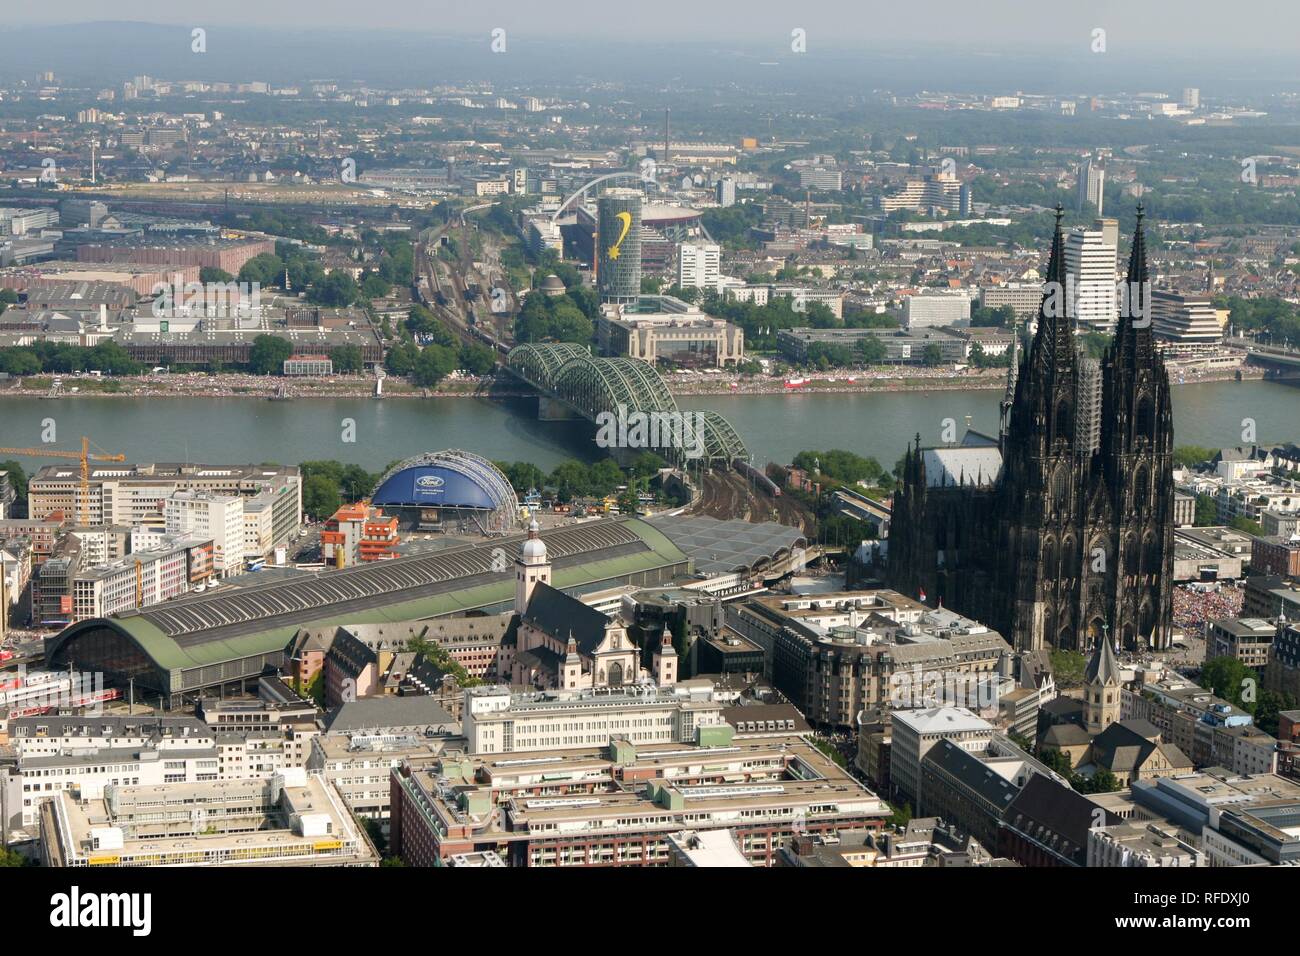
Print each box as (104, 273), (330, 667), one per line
(0, 436), (126, 526)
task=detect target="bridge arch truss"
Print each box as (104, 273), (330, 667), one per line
(506, 344), (748, 465)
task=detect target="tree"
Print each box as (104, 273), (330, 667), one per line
(302, 474), (342, 520)
(458, 342), (496, 376)
(411, 344), (457, 388)
(248, 335), (293, 375)
(1229, 515), (1262, 536)
(921, 343), (944, 367)
(549, 460), (591, 502)
(364, 818), (388, 855)
(792, 449), (885, 486)
(498, 461), (546, 494)
(330, 345), (363, 374)
(0, 288), (18, 307)
(0, 349), (42, 376)
(856, 336), (887, 364)
(887, 802), (913, 828)
(385, 342), (418, 376)
(0, 459), (27, 509)
(86, 340), (141, 375)
(238, 253), (285, 289)
(1173, 445), (1215, 469)
(1200, 657), (1257, 711)
(308, 270), (359, 307)
(359, 272), (392, 300)
(199, 266), (235, 285)
(1194, 494), (1218, 526)
(1081, 769), (1121, 794)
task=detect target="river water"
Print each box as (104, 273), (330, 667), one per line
(0, 380), (1294, 474)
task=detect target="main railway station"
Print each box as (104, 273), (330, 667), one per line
(46, 519), (692, 707)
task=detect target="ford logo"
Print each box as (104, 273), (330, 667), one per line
(416, 476), (444, 488)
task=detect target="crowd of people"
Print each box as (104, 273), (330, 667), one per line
(1172, 582), (1246, 637)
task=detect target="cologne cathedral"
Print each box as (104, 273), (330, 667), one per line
(888, 207), (1174, 653)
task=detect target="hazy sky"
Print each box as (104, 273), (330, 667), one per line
(4, 0), (1300, 54)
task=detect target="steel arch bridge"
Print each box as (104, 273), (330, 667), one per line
(506, 343), (748, 465)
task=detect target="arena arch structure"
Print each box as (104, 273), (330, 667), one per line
(506, 344), (749, 467)
(371, 449), (520, 535)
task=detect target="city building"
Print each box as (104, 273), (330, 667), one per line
(164, 490), (245, 576)
(979, 284), (1045, 320)
(283, 354), (334, 376)
(29, 462), (302, 551)
(597, 295), (744, 368)
(919, 734), (1064, 850)
(725, 590), (1011, 729)
(596, 189), (643, 305)
(320, 502), (401, 567)
(46, 518), (691, 707)
(1206, 616), (1277, 669)
(1127, 768), (1300, 866)
(70, 539), (193, 620)
(388, 735), (888, 866)
(999, 772), (1120, 866)
(39, 769), (377, 867)
(1150, 290), (1223, 346)
(461, 681), (725, 755)
(1077, 157), (1105, 214)
(890, 706), (995, 808)
(902, 292), (972, 329)
(1063, 219), (1118, 332)
(677, 242), (720, 290)
(1086, 819), (1204, 866)
(1252, 535), (1300, 578)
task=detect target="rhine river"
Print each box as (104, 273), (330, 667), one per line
(0, 380), (1294, 474)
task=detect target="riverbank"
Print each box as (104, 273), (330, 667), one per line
(0, 363), (1261, 401)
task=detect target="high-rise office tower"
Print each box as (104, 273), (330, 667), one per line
(678, 242), (721, 290)
(1181, 87), (1200, 109)
(1064, 220), (1119, 333)
(716, 177), (736, 208)
(1077, 156), (1105, 215)
(597, 189), (642, 305)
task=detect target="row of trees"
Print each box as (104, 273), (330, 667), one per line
(299, 460), (387, 520)
(496, 452), (666, 504)
(0, 336), (368, 379)
(792, 448), (891, 488)
(231, 236), (413, 310)
(0, 340), (141, 376)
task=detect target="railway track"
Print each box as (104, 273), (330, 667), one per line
(690, 469), (814, 534)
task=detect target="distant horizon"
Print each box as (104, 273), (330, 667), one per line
(3, 18), (1298, 99)
(2, 6), (1300, 58)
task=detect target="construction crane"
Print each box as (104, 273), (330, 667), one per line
(0, 436), (126, 526)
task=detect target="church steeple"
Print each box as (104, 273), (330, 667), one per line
(1115, 203), (1153, 357)
(1084, 624), (1121, 733)
(1034, 204), (1071, 359)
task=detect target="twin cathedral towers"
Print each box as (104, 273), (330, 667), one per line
(889, 207), (1175, 653)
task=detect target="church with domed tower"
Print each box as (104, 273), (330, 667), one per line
(504, 518), (655, 690)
